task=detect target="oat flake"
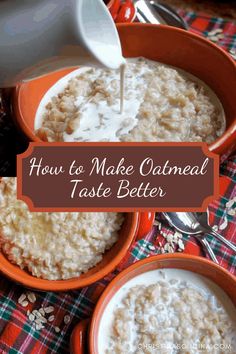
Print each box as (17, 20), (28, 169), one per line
(44, 306), (55, 314)
(27, 292), (36, 304)
(219, 217), (228, 230)
(18, 294), (26, 304)
(64, 315), (71, 325)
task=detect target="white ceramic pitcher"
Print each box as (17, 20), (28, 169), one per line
(0, 0), (125, 87)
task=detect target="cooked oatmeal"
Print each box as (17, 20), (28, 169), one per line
(103, 270), (236, 354)
(0, 178), (124, 280)
(35, 58), (225, 143)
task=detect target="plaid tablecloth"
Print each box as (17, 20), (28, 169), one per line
(0, 11), (236, 354)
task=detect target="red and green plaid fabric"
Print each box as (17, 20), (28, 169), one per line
(0, 11), (236, 354)
(179, 10), (236, 53)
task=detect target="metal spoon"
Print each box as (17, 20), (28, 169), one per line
(195, 210), (236, 253)
(162, 212), (219, 263)
(134, 0), (188, 29)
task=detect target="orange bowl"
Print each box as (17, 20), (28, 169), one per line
(70, 254), (236, 354)
(0, 212), (140, 291)
(13, 24), (236, 156)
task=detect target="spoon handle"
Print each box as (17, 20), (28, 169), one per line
(200, 238), (219, 264)
(208, 229), (236, 253)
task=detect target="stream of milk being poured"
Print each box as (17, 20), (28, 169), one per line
(120, 63), (126, 114)
(35, 57), (149, 142)
(57, 59), (149, 142)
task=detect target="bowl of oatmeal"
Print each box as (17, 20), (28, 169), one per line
(0, 178), (142, 291)
(14, 24), (236, 156)
(70, 254), (236, 354)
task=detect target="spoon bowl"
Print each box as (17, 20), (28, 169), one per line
(162, 212), (219, 263)
(135, 0), (188, 29)
(162, 212), (203, 235)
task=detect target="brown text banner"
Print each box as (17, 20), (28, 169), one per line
(17, 143), (219, 211)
